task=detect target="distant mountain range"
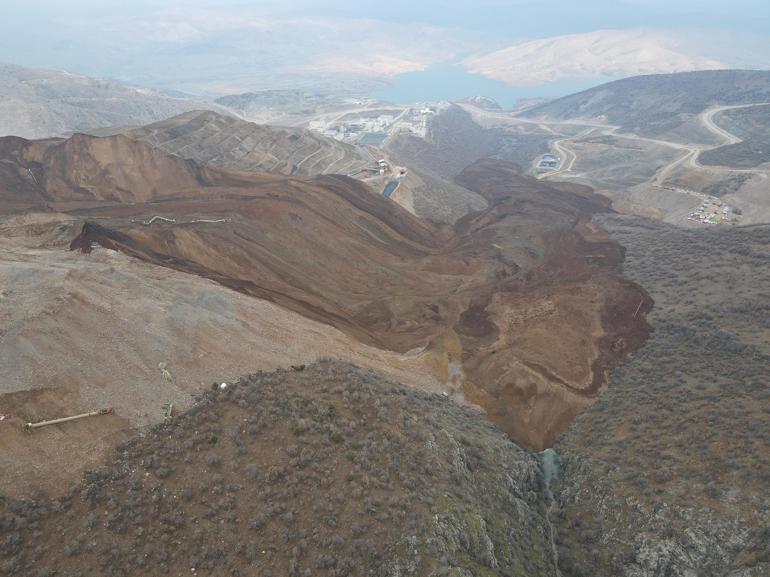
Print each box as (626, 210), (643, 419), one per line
(464, 29), (725, 86)
(4, 61), (770, 150)
(0, 62), (228, 139)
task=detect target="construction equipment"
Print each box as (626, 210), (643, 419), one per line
(24, 408), (113, 431)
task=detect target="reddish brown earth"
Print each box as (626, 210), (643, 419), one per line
(1, 133), (651, 450)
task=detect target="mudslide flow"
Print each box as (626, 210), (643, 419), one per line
(0, 131), (654, 505)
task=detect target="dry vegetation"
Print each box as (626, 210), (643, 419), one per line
(551, 215), (770, 577)
(699, 105), (770, 169)
(0, 361), (558, 577)
(522, 70), (770, 144)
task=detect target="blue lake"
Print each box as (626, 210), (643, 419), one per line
(383, 180), (399, 198)
(372, 65), (607, 109)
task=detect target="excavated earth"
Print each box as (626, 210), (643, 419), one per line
(123, 110), (370, 177)
(0, 132), (650, 493)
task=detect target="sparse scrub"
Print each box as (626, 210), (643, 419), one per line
(0, 361), (557, 577)
(553, 215), (770, 576)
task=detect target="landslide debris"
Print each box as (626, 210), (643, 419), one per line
(67, 156), (650, 449)
(0, 132), (217, 207)
(0, 361), (558, 577)
(0, 131), (651, 452)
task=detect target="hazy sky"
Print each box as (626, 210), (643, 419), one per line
(5, 0), (770, 34)
(1, 0), (769, 95)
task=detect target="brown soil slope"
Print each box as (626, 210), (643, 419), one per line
(0, 213), (450, 499)
(0, 133), (215, 206)
(0, 133), (650, 449)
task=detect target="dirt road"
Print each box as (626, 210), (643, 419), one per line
(537, 127), (596, 180)
(460, 101), (770, 191)
(691, 102), (770, 172)
(699, 102), (770, 145)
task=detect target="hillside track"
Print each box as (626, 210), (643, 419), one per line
(462, 101), (770, 194)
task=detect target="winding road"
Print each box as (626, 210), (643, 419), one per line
(531, 103), (770, 191)
(701, 107), (742, 145)
(536, 128), (594, 180)
(458, 100), (770, 219)
(691, 102), (770, 173)
(700, 102), (770, 145)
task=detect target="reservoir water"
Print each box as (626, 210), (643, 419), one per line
(383, 180), (399, 198)
(372, 64), (608, 109)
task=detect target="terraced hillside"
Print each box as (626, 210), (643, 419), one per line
(387, 105), (501, 178)
(0, 361), (562, 577)
(388, 104), (552, 177)
(126, 110), (369, 176)
(552, 216), (770, 577)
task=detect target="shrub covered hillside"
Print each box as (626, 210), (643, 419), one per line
(0, 361), (558, 577)
(552, 216), (770, 577)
